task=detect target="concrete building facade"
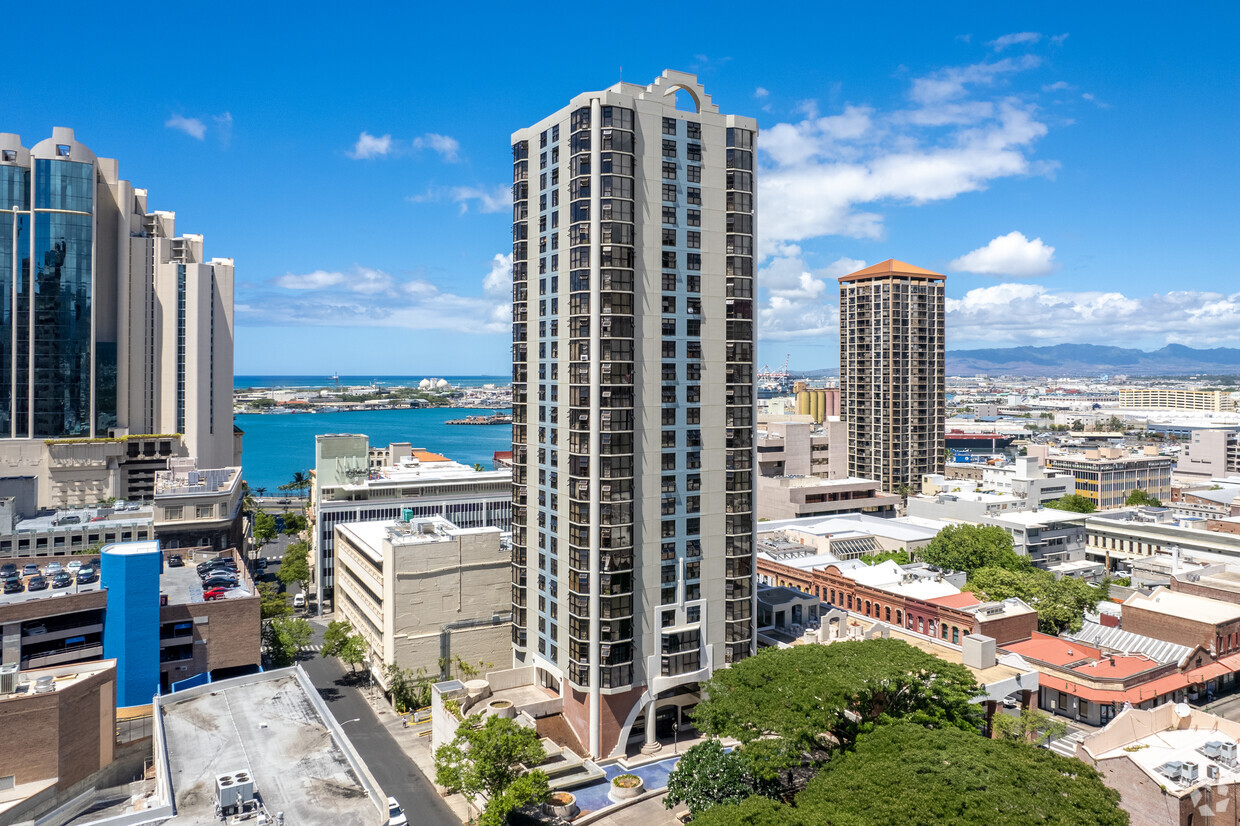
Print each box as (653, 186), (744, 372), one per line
(839, 259), (946, 492)
(1046, 448), (1173, 510)
(311, 434), (511, 611)
(509, 71), (758, 758)
(0, 128), (235, 486)
(1118, 388), (1236, 412)
(334, 517), (510, 687)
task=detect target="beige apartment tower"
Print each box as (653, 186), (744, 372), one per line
(510, 71), (758, 758)
(839, 259), (945, 492)
(0, 128), (235, 488)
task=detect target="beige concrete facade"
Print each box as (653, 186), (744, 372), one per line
(334, 517), (511, 686)
(0, 128), (234, 507)
(1047, 447), (1173, 510)
(839, 260), (946, 493)
(509, 71), (758, 758)
(1118, 388), (1236, 412)
(152, 460), (245, 552)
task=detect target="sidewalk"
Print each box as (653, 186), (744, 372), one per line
(371, 695), (475, 823)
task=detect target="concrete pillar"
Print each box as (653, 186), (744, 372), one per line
(1020, 689), (1033, 710)
(2, 622), (20, 666)
(642, 697), (662, 754)
(983, 700), (997, 738)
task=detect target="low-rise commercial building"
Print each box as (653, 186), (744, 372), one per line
(1045, 447), (1173, 510)
(0, 660), (117, 822)
(1123, 588), (1240, 654)
(1118, 388), (1236, 412)
(1077, 703), (1240, 826)
(0, 544), (259, 694)
(310, 434), (512, 611)
(1177, 427), (1240, 479)
(152, 461), (246, 553)
(334, 516), (510, 688)
(756, 420), (897, 519)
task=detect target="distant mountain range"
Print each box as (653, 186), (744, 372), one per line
(948, 344), (1240, 377)
(795, 345), (1240, 378)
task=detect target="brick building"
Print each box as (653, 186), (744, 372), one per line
(1123, 588), (1240, 654)
(0, 660), (117, 809)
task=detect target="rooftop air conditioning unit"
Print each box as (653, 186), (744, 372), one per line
(1161, 761), (1183, 781)
(216, 774), (241, 810)
(1222, 742), (1238, 762)
(1208, 765), (1221, 780)
(33, 675), (54, 694)
(0, 664), (17, 695)
(1182, 762), (1200, 783)
(1204, 741), (1223, 759)
(232, 771), (255, 803)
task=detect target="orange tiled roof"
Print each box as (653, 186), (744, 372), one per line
(411, 449), (450, 463)
(839, 258), (944, 282)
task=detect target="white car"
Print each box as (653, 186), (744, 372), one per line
(292, 593), (306, 609)
(386, 797), (407, 826)
(66, 560), (82, 573)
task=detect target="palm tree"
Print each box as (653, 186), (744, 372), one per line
(279, 471), (311, 498)
(254, 486), (267, 499)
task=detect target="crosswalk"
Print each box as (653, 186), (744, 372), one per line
(1047, 730), (1086, 758)
(300, 643), (323, 654)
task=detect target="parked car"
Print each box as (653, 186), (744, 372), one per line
(199, 566), (237, 580)
(167, 554), (184, 568)
(203, 587), (229, 601)
(255, 558), (268, 571)
(3, 578), (23, 594)
(66, 560), (82, 573)
(0, 563), (16, 578)
(386, 798), (407, 826)
(21, 564), (39, 577)
(27, 576), (48, 591)
(44, 562), (63, 576)
(24, 624), (46, 635)
(75, 567), (97, 584)
(292, 593), (306, 609)
(202, 576), (238, 590)
(51, 572), (73, 589)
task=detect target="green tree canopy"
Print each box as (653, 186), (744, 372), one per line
(1125, 488), (1162, 507)
(692, 640), (983, 773)
(859, 549), (911, 566)
(256, 581), (290, 620)
(263, 616), (312, 667)
(664, 740), (766, 817)
(252, 510), (278, 548)
(1045, 494), (1097, 513)
(278, 471), (311, 496)
(434, 715), (548, 824)
(281, 511), (308, 535)
(693, 722), (1127, 826)
(321, 620), (354, 657)
(991, 707), (1068, 747)
(919, 524), (1030, 575)
(966, 566), (1108, 634)
(277, 540), (312, 595)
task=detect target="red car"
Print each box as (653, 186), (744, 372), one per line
(203, 587), (229, 601)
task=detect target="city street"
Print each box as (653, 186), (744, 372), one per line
(297, 625), (459, 826)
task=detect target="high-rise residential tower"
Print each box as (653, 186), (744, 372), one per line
(839, 259), (945, 493)
(0, 128), (235, 500)
(509, 71), (757, 758)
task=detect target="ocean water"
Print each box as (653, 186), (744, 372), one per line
(235, 407), (513, 492)
(235, 375), (508, 390)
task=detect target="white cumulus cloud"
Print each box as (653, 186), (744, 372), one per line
(758, 57), (1054, 252)
(166, 115), (206, 140)
(414, 133), (461, 162)
(947, 285), (1240, 349)
(347, 131), (393, 159)
(451, 184), (511, 214)
(949, 231), (1057, 277)
(247, 257), (512, 334)
(988, 32), (1042, 51)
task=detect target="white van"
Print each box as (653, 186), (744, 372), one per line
(293, 593), (306, 609)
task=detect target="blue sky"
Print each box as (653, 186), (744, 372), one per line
(4, 2), (1238, 375)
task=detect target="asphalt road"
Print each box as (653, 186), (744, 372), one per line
(298, 629), (458, 826)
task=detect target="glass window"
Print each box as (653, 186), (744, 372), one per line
(662, 183), (677, 202)
(663, 117), (677, 136)
(662, 161), (677, 180)
(686, 165), (701, 183)
(662, 140), (677, 158)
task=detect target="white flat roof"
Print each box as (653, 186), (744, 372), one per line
(1126, 588), (1240, 624)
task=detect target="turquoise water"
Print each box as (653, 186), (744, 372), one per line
(235, 407), (513, 492)
(235, 374), (507, 390)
